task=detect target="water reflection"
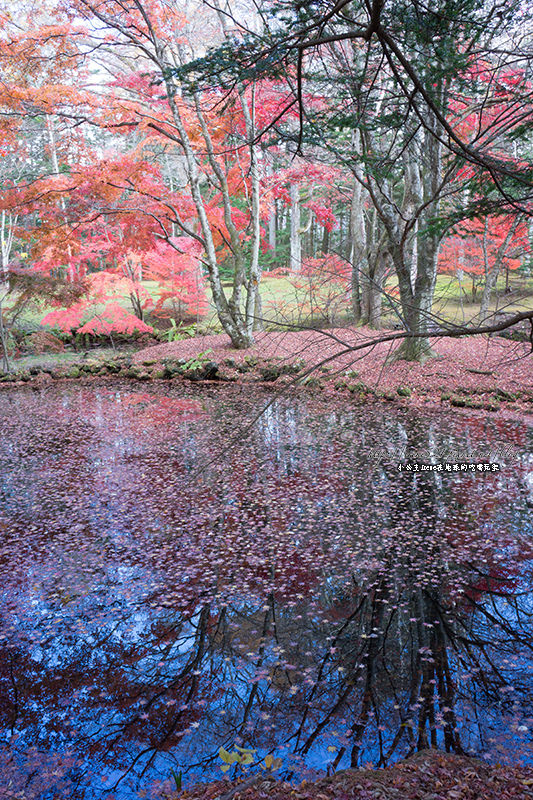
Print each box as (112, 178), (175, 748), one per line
(0, 383), (532, 798)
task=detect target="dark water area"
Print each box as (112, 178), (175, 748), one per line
(1, 382), (533, 799)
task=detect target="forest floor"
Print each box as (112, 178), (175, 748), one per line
(132, 326), (533, 411)
(167, 750), (533, 800)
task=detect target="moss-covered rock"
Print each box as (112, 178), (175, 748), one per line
(301, 376), (321, 388)
(33, 371), (53, 386)
(282, 359), (306, 375)
(163, 359), (185, 376)
(397, 385), (412, 397)
(106, 361), (123, 374)
(183, 361), (219, 381)
(91, 363), (106, 374)
(216, 366), (238, 382)
(494, 388), (518, 402)
(450, 395), (467, 407)
(465, 397), (484, 409)
(259, 365), (281, 381)
(349, 381), (372, 395)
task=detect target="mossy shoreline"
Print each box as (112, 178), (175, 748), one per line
(1, 351), (532, 415)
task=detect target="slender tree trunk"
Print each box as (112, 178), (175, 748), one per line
(290, 183), (302, 272)
(160, 48), (253, 348)
(212, 3), (264, 339)
(398, 230), (440, 360)
(0, 211), (16, 373)
(480, 216), (521, 322)
(1, 210), (17, 277)
(240, 83), (263, 337)
(0, 287), (9, 373)
(46, 115), (76, 282)
(367, 251), (388, 328)
(321, 225), (329, 255)
(268, 199), (276, 251)
(480, 218), (495, 321)
(349, 161), (367, 322)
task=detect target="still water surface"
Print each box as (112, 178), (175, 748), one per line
(0, 383), (532, 798)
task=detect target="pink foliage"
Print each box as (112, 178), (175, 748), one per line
(41, 304), (86, 332)
(143, 237), (208, 318)
(77, 302), (153, 335)
(41, 270), (154, 335)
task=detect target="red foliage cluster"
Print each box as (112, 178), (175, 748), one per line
(438, 216), (529, 276)
(143, 238), (208, 319)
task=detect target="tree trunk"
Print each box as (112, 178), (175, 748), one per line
(290, 182), (302, 272)
(46, 115), (76, 282)
(349, 164), (367, 322)
(392, 96), (443, 361)
(366, 251), (388, 328)
(163, 44), (255, 348)
(0, 286), (9, 373)
(268, 200), (276, 251)
(321, 225), (329, 255)
(1, 210), (16, 278)
(395, 236), (439, 361)
(239, 82), (263, 341)
(480, 216), (521, 322)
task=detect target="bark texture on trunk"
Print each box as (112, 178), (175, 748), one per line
(290, 182), (302, 273)
(349, 151), (367, 322)
(392, 103), (443, 361)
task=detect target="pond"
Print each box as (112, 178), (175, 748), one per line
(1, 382), (533, 799)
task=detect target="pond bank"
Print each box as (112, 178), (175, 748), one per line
(3, 327), (531, 415)
(132, 327), (533, 398)
(172, 750), (533, 800)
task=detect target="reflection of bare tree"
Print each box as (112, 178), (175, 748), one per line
(0, 386), (532, 795)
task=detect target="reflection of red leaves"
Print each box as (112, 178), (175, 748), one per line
(119, 392), (206, 425)
(1, 384), (532, 792)
(0, 744), (79, 798)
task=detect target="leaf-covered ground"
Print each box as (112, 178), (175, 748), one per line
(173, 751), (533, 800)
(133, 327), (533, 402)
